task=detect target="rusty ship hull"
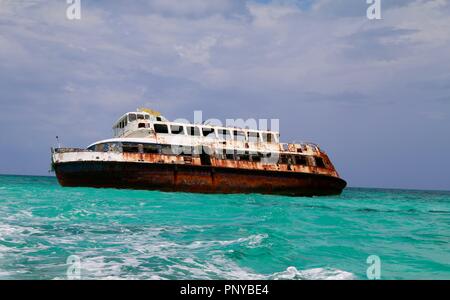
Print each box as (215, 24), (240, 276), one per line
(54, 160), (346, 196)
(51, 110), (347, 197)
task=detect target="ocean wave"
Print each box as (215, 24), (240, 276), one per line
(184, 233), (269, 250)
(218, 233), (268, 247)
(0, 244), (11, 258)
(0, 223), (41, 236)
(355, 207), (420, 214)
(428, 210), (450, 214)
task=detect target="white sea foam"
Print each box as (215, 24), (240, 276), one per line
(185, 233), (269, 250)
(48, 243), (355, 280)
(165, 255), (355, 280)
(219, 233), (268, 247)
(269, 266), (355, 280)
(0, 221), (354, 280)
(94, 233), (354, 280)
(0, 223), (41, 236)
(69, 255), (142, 279)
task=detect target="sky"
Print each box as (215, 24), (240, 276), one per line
(0, 0), (449, 190)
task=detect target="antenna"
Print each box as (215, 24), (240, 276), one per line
(56, 136), (61, 148)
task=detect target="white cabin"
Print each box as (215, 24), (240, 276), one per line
(111, 111), (282, 153)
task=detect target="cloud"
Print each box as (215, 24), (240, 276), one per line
(311, 0), (416, 17)
(86, 0), (249, 19)
(148, 0), (246, 17)
(175, 36), (217, 65)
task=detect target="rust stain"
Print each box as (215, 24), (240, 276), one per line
(117, 145), (339, 178)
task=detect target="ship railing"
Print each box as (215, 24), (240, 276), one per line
(280, 142), (321, 153)
(52, 147), (92, 154)
(300, 142), (320, 152)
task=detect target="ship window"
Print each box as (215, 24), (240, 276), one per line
(236, 151), (250, 161)
(280, 154), (294, 164)
(137, 114), (144, 120)
(186, 145), (195, 155)
(161, 145), (174, 155)
(128, 114), (137, 122)
(248, 132), (259, 143)
(107, 142), (122, 152)
(233, 130), (246, 142)
(180, 145), (201, 156)
(217, 129), (231, 141)
(138, 123), (146, 128)
(259, 152), (277, 163)
(202, 127), (215, 138)
(145, 115), (150, 120)
(214, 148), (224, 159)
(187, 126), (200, 136)
(295, 155), (308, 166)
(315, 157), (326, 168)
(156, 116), (162, 121)
(137, 144), (144, 154)
(154, 124), (169, 134)
(250, 152), (262, 162)
(220, 148), (233, 160)
(122, 143), (139, 153)
(262, 133), (274, 143)
(144, 144), (160, 154)
(170, 125), (185, 135)
(180, 145), (192, 156)
(193, 145), (202, 155)
(94, 144), (103, 152)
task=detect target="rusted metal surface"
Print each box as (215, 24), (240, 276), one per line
(54, 161), (346, 196)
(52, 145), (346, 196)
(53, 147), (340, 178)
(51, 111), (347, 196)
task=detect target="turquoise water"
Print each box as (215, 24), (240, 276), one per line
(0, 175), (449, 280)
